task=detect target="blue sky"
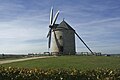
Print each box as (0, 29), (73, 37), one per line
(0, 0), (120, 54)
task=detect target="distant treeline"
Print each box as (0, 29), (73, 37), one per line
(0, 54), (27, 59)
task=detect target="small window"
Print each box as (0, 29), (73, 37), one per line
(59, 36), (62, 39)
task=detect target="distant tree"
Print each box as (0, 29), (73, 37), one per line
(1, 54), (5, 58)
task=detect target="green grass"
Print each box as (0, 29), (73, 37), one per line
(1, 56), (120, 70)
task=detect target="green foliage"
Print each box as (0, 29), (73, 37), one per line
(0, 66), (120, 80)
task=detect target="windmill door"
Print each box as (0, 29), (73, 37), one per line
(59, 46), (63, 53)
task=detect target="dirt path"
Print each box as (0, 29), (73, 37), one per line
(0, 56), (56, 64)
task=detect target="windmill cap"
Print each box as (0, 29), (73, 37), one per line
(56, 20), (75, 30)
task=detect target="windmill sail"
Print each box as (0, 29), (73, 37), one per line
(48, 29), (52, 48)
(47, 7), (59, 49)
(50, 7), (53, 26)
(52, 11), (59, 26)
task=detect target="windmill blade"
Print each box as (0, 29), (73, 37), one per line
(75, 32), (94, 55)
(47, 29), (51, 38)
(52, 11), (59, 26)
(50, 7), (53, 25)
(48, 29), (52, 48)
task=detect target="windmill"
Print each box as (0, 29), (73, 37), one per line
(47, 7), (94, 55)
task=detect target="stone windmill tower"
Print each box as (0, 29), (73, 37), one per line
(47, 7), (94, 55)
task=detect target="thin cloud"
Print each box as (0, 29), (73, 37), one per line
(77, 17), (120, 26)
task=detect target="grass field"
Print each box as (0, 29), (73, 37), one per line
(1, 56), (120, 70)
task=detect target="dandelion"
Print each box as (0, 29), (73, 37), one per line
(60, 77), (63, 80)
(109, 71), (113, 74)
(9, 66), (11, 69)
